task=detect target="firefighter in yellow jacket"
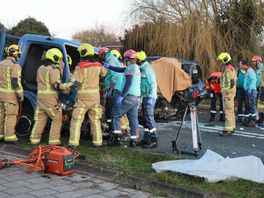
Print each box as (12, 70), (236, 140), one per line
(30, 48), (63, 145)
(0, 44), (23, 143)
(58, 43), (107, 147)
(217, 52), (237, 134)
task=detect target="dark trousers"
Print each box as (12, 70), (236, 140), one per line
(245, 89), (257, 121)
(142, 97), (157, 143)
(105, 90), (120, 130)
(210, 91), (223, 117)
(236, 88), (246, 121)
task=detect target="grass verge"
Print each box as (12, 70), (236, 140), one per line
(18, 136), (264, 198)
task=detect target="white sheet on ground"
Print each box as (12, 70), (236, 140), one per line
(152, 149), (264, 183)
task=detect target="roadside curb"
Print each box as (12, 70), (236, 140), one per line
(0, 144), (223, 198)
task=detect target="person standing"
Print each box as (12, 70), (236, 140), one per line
(217, 52), (237, 134)
(98, 47), (129, 139)
(205, 72), (224, 122)
(136, 51), (158, 148)
(104, 50), (141, 147)
(240, 60), (257, 127)
(58, 43), (107, 147)
(30, 48), (63, 145)
(0, 44), (23, 144)
(236, 63), (247, 123)
(111, 49), (123, 63)
(252, 56), (264, 126)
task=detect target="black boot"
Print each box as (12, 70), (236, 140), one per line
(129, 139), (136, 148)
(143, 141), (158, 148)
(219, 114), (225, 122)
(108, 132), (121, 146)
(209, 113), (215, 122)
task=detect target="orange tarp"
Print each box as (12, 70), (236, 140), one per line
(152, 57), (192, 102)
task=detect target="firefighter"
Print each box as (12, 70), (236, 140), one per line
(104, 50), (141, 147)
(240, 60), (257, 127)
(217, 52), (237, 135)
(58, 43), (107, 147)
(236, 62), (246, 123)
(205, 72), (224, 122)
(252, 56), (264, 126)
(0, 44), (23, 144)
(111, 49), (122, 62)
(98, 47), (129, 138)
(136, 51), (158, 148)
(30, 48), (63, 145)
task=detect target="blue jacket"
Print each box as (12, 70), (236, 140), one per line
(104, 53), (123, 91)
(140, 61), (157, 99)
(243, 67), (257, 91)
(237, 69), (246, 89)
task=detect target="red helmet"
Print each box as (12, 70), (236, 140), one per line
(252, 55), (262, 62)
(98, 47), (110, 58)
(123, 50), (137, 59)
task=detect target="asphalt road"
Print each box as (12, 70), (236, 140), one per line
(138, 108), (264, 161)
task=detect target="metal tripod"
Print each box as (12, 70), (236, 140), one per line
(172, 101), (202, 156)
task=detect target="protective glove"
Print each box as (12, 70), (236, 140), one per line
(52, 82), (61, 91)
(103, 62), (111, 69)
(115, 95), (123, 107)
(146, 98), (153, 106)
(106, 89), (112, 98)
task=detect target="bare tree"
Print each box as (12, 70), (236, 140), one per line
(125, 0), (264, 79)
(72, 24), (119, 47)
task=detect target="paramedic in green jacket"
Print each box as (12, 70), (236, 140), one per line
(137, 51), (158, 148)
(252, 55), (263, 90)
(98, 47), (124, 131)
(241, 59), (257, 127)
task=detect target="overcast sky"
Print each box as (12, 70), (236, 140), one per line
(0, 0), (133, 40)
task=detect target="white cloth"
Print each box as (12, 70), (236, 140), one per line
(152, 149), (264, 183)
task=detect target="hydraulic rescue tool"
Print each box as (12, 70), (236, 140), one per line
(0, 145), (80, 176)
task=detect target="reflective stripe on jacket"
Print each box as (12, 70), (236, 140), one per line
(0, 56), (23, 102)
(205, 72), (222, 94)
(220, 64), (237, 94)
(36, 64), (61, 100)
(61, 61), (107, 101)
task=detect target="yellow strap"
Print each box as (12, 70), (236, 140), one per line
(72, 107), (85, 146)
(37, 90), (57, 94)
(78, 89), (99, 94)
(93, 140), (102, 146)
(0, 88), (16, 93)
(7, 66), (11, 90)
(5, 134), (18, 141)
(0, 66), (16, 93)
(49, 140), (61, 145)
(30, 138), (41, 144)
(30, 106), (40, 139)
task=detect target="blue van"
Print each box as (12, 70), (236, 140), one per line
(0, 29), (99, 136)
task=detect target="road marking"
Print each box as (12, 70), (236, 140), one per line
(170, 121), (264, 140)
